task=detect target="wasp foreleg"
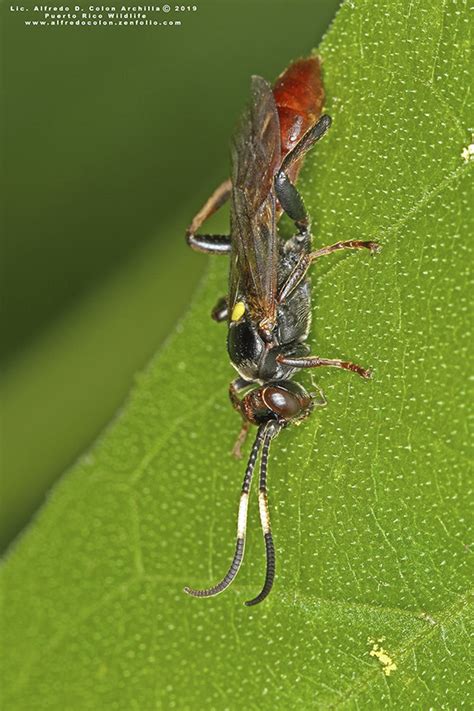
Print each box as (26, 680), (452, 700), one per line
(232, 421), (250, 460)
(229, 378), (256, 459)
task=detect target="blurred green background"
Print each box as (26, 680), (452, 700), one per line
(1, 0), (340, 551)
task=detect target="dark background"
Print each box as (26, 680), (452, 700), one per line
(1, 0), (341, 550)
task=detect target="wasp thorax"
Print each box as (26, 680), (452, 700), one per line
(242, 380), (313, 425)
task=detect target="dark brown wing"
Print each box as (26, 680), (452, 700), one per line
(229, 76), (281, 331)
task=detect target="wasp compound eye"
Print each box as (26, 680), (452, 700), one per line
(262, 386), (302, 419)
(262, 381), (312, 421)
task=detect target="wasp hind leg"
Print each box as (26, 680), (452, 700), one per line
(275, 115), (380, 304)
(275, 115), (332, 237)
(186, 178), (232, 254)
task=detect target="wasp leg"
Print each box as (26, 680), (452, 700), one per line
(277, 239), (380, 304)
(277, 354), (372, 379)
(281, 114), (332, 174)
(211, 296), (228, 322)
(310, 240), (381, 260)
(308, 376), (328, 408)
(184, 423), (267, 600)
(274, 171), (308, 236)
(275, 115), (332, 235)
(232, 421), (250, 460)
(229, 377), (254, 410)
(229, 378), (255, 458)
(186, 178), (232, 254)
(186, 234), (231, 254)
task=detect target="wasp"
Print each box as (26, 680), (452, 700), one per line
(184, 57), (379, 606)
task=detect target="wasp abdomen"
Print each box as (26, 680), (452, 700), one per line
(273, 56), (325, 158)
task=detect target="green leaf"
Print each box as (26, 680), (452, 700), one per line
(2, 1), (473, 708)
(1, 0), (339, 550)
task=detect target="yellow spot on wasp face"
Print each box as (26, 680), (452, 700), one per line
(231, 301), (245, 322)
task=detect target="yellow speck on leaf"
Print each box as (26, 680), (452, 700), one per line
(96, 662), (108, 680)
(461, 135), (474, 163)
(368, 638), (397, 677)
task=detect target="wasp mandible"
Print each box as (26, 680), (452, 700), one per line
(184, 57), (380, 606)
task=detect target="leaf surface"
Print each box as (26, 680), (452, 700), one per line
(2, 1), (473, 708)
